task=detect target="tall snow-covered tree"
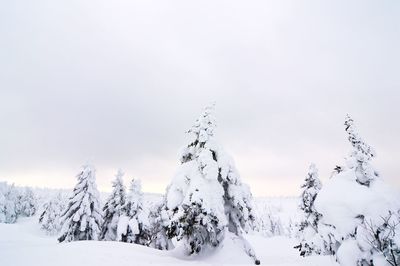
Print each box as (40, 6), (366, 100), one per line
(101, 170), (126, 241)
(165, 104), (259, 264)
(344, 114), (378, 186)
(117, 179), (151, 246)
(313, 115), (400, 266)
(58, 165), (103, 243)
(39, 193), (66, 235)
(295, 163), (325, 256)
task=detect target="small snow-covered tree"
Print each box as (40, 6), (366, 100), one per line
(101, 170), (126, 241)
(344, 114), (378, 186)
(19, 187), (37, 217)
(165, 104), (259, 264)
(0, 188), (5, 223)
(0, 182), (10, 223)
(299, 164), (322, 217)
(0, 183), (19, 224)
(58, 165), (103, 242)
(295, 164), (324, 256)
(117, 179), (151, 246)
(148, 200), (174, 250)
(39, 193), (66, 235)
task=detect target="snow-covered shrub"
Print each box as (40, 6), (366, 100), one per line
(252, 197), (300, 238)
(39, 193), (66, 235)
(58, 165), (103, 242)
(117, 179), (151, 245)
(295, 163), (325, 256)
(101, 170), (126, 241)
(253, 211), (284, 237)
(314, 116), (400, 265)
(357, 212), (400, 266)
(165, 104), (259, 264)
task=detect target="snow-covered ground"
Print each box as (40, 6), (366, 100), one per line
(0, 216), (338, 266)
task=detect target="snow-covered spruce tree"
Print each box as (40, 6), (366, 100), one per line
(19, 187), (37, 217)
(165, 104), (259, 264)
(117, 179), (151, 245)
(0, 186), (5, 223)
(0, 183), (19, 223)
(148, 200), (174, 250)
(314, 115), (400, 266)
(295, 163), (324, 256)
(0, 182), (11, 223)
(299, 164), (322, 223)
(39, 193), (65, 235)
(344, 114), (378, 186)
(100, 170), (126, 241)
(58, 165), (103, 242)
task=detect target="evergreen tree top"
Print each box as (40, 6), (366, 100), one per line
(105, 169), (126, 204)
(76, 164), (96, 183)
(126, 179), (143, 205)
(301, 163), (322, 190)
(128, 179), (142, 195)
(124, 178), (143, 217)
(68, 164), (100, 201)
(187, 103), (217, 145)
(112, 169), (125, 187)
(344, 114), (376, 159)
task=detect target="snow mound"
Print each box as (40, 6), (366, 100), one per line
(315, 170), (400, 237)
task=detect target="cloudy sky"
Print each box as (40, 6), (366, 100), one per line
(0, 0), (399, 196)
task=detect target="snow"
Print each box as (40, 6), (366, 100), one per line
(0, 216), (339, 266)
(335, 239), (360, 266)
(315, 170), (400, 237)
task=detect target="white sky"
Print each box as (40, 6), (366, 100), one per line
(0, 0), (399, 196)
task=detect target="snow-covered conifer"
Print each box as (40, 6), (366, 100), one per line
(313, 116), (400, 265)
(19, 187), (37, 217)
(0, 183), (19, 223)
(165, 104), (259, 264)
(148, 200), (174, 250)
(295, 164), (324, 256)
(101, 169), (126, 241)
(299, 164), (322, 216)
(58, 165), (103, 242)
(39, 193), (65, 235)
(117, 179), (151, 245)
(344, 114), (378, 186)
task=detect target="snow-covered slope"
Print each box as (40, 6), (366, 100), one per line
(0, 216), (338, 266)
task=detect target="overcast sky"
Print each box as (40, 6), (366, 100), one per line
(0, 0), (399, 196)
